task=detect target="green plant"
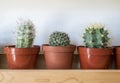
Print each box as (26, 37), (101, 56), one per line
(49, 31), (70, 46)
(16, 20), (35, 48)
(83, 24), (110, 48)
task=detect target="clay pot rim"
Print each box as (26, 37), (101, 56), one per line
(112, 46), (120, 48)
(42, 44), (76, 48)
(4, 45), (40, 49)
(77, 46), (113, 50)
(42, 44), (76, 52)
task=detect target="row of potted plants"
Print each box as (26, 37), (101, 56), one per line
(3, 20), (120, 69)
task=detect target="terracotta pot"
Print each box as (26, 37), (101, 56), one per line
(77, 46), (113, 69)
(42, 44), (76, 69)
(4, 45), (40, 69)
(114, 46), (120, 69)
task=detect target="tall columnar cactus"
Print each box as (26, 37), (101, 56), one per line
(16, 20), (35, 48)
(83, 24), (110, 48)
(49, 31), (70, 46)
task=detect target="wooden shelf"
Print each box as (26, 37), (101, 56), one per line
(0, 70), (120, 83)
(0, 54), (119, 83)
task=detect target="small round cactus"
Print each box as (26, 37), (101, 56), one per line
(16, 19), (35, 48)
(83, 23), (110, 48)
(49, 31), (70, 46)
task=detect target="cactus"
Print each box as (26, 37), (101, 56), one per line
(49, 31), (70, 46)
(83, 24), (110, 48)
(16, 20), (35, 48)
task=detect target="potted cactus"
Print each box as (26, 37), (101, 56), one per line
(4, 20), (40, 69)
(42, 31), (76, 69)
(77, 24), (113, 69)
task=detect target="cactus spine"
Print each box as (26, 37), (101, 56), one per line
(16, 20), (35, 48)
(49, 31), (70, 46)
(83, 24), (110, 48)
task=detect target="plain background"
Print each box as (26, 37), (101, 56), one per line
(0, 0), (120, 53)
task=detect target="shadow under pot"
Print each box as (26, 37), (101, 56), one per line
(113, 46), (120, 69)
(42, 44), (76, 69)
(4, 45), (40, 69)
(77, 46), (113, 69)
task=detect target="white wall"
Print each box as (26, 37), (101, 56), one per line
(0, 0), (120, 53)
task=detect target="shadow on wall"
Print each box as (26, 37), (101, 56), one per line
(0, 44), (13, 54)
(0, 45), (4, 54)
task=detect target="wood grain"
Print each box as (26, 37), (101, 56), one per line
(0, 54), (118, 83)
(0, 70), (120, 83)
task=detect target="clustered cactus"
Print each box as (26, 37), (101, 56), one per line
(49, 31), (70, 46)
(83, 24), (110, 48)
(16, 20), (35, 48)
